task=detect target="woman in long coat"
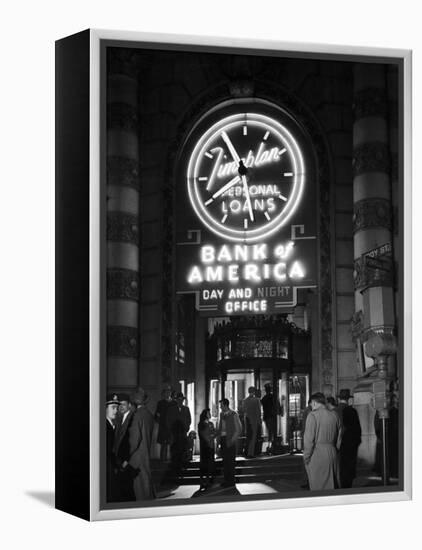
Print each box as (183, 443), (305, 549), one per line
(198, 408), (216, 489)
(303, 392), (342, 491)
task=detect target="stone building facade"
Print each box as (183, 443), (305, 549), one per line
(105, 46), (400, 468)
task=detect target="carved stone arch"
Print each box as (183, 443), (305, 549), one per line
(161, 78), (335, 390)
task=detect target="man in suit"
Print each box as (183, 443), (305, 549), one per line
(127, 389), (156, 500)
(242, 386), (262, 458)
(155, 386), (172, 462)
(218, 398), (242, 487)
(113, 394), (135, 501)
(105, 393), (119, 502)
(337, 389), (362, 488)
(166, 392), (192, 479)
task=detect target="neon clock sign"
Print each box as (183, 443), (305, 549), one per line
(187, 112), (305, 243)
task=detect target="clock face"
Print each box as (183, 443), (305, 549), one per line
(187, 112), (305, 243)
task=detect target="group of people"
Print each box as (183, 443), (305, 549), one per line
(155, 388), (193, 478)
(105, 386), (245, 500)
(106, 388), (156, 502)
(302, 389), (362, 491)
(106, 386), (196, 502)
(106, 384), (364, 501)
(197, 398), (243, 490)
(106, 389), (156, 502)
(242, 384), (283, 458)
(155, 388), (243, 490)
(197, 384), (282, 490)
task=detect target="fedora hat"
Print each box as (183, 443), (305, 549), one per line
(338, 388), (352, 401)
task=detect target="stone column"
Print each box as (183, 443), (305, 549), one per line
(194, 316), (207, 453)
(106, 50), (140, 394)
(352, 63), (397, 467)
(387, 64), (399, 381)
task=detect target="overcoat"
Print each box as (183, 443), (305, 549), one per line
(303, 406), (342, 490)
(128, 406), (156, 500)
(198, 419), (216, 481)
(155, 398), (172, 443)
(217, 409), (242, 445)
(114, 410), (135, 501)
(336, 402), (361, 488)
(242, 395), (262, 456)
(242, 395), (261, 424)
(106, 420), (118, 501)
(114, 410), (134, 464)
(166, 403), (191, 440)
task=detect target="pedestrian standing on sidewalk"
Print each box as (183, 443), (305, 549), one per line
(155, 387), (172, 462)
(303, 392), (342, 491)
(128, 389), (156, 500)
(242, 387), (262, 458)
(218, 398), (242, 488)
(198, 408), (216, 490)
(114, 394), (135, 501)
(337, 389), (361, 488)
(106, 393), (120, 502)
(166, 392), (191, 480)
(261, 383), (280, 454)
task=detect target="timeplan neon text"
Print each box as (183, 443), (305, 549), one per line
(205, 143), (285, 190)
(217, 143), (282, 177)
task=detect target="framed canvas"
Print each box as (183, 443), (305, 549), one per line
(55, 29), (412, 521)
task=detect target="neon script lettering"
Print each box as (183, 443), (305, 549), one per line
(206, 143), (283, 190)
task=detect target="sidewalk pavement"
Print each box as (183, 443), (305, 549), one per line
(156, 468), (395, 500)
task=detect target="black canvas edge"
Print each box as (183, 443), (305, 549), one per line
(55, 28), (91, 521)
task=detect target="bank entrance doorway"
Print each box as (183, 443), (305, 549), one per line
(206, 315), (312, 454)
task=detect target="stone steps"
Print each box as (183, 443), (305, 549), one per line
(153, 454), (305, 486)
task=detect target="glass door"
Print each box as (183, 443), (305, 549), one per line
(288, 374), (310, 452)
(209, 379), (220, 424)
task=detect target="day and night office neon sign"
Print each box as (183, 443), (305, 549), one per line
(187, 242), (306, 313)
(183, 111), (308, 314)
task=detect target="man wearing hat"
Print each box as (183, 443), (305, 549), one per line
(105, 393), (120, 501)
(337, 389), (362, 488)
(166, 392), (192, 479)
(113, 394), (135, 501)
(127, 388), (156, 500)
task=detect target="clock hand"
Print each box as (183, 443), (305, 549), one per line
(204, 175), (240, 205)
(221, 130), (254, 222)
(241, 174), (254, 222)
(221, 131), (241, 165)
